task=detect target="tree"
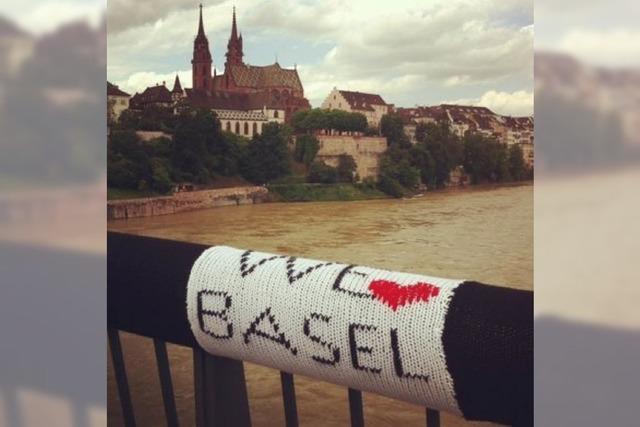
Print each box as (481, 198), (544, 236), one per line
(308, 160), (338, 183)
(241, 122), (292, 184)
(336, 154), (357, 182)
(462, 133), (512, 183)
(380, 113), (410, 148)
(508, 144), (526, 181)
(171, 108), (212, 183)
(107, 130), (152, 189)
(414, 122), (463, 187)
(409, 143), (436, 186)
(294, 134), (320, 165)
(377, 145), (420, 197)
(291, 108), (367, 134)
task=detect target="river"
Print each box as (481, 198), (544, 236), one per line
(108, 183), (532, 427)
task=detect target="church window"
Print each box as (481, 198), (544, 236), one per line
(244, 122), (249, 135)
(226, 122), (231, 131)
(274, 110), (279, 118)
(235, 122), (240, 134)
(253, 123), (258, 135)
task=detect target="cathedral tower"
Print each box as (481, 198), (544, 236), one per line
(224, 7), (244, 70)
(192, 4), (212, 91)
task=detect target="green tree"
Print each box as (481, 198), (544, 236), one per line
(308, 160), (338, 183)
(241, 122), (292, 184)
(107, 130), (152, 189)
(149, 157), (173, 193)
(337, 154), (357, 182)
(291, 108), (367, 134)
(508, 144), (526, 181)
(171, 109), (212, 183)
(377, 145), (420, 197)
(380, 113), (410, 148)
(294, 134), (320, 165)
(409, 143), (436, 186)
(462, 133), (511, 183)
(414, 122), (463, 187)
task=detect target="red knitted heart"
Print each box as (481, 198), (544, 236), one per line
(368, 279), (440, 311)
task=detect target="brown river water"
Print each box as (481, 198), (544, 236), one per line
(108, 183), (532, 427)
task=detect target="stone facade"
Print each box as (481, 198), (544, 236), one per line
(107, 186), (269, 220)
(135, 131), (172, 142)
(107, 82), (130, 121)
(321, 88), (390, 127)
(215, 107), (284, 138)
(315, 135), (387, 180)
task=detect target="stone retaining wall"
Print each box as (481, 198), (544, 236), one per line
(107, 186), (269, 220)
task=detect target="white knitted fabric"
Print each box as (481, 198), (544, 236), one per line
(186, 246), (463, 415)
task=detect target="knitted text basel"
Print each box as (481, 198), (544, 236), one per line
(186, 246), (533, 425)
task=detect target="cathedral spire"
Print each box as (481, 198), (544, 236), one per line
(231, 6), (238, 41)
(197, 4), (205, 38)
(225, 6), (244, 68)
(192, 3), (212, 91)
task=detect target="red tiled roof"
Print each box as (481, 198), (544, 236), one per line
(185, 88), (287, 111)
(229, 63), (303, 92)
(338, 90), (387, 111)
(107, 81), (130, 97)
(130, 84), (172, 108)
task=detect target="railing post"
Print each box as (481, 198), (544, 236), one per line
(153, 339), (179, 427)
(426, 408), (440, 427)
(280, 372), (299, 427)
(348, 388), (364, 427)
(193, 348), (251, 427)
(108, 329), (136, 427)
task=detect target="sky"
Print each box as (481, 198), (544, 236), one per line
(102, 0), (534, 116)
(535, 0), (640, 69)
(1, 0), (534, 116)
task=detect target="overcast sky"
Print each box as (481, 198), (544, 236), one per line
(102, 0), (533, 115)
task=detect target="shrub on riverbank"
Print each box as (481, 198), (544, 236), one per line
(267, 183), (387, 202)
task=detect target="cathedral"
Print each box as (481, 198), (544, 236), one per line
(186, 5), (310, 128)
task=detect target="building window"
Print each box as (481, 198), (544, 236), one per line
(253, 123), (257, 135)
(274, 110), (279, 118)
(235, 122), (240, 134)
(226, 122), (231, 132)
(244, 122), (249, 135)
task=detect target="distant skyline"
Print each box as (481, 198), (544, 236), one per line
(104, 0), (533, 116)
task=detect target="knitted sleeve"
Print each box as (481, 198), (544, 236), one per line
(186, 246), (532, 426)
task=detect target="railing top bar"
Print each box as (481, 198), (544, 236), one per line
(108, 231), (533, 426)
(108, 231), (208, 347)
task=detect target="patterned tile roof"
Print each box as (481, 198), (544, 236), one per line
(185, 89), (285, 111)
(229, 63), (303, 92)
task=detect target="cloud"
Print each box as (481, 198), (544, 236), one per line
(555, 28), (640, 68)
(295, 1), (532, 108)
(115, 69), (192, 95)
(242, 0), (341, 40)
(5, 0), (104, 35)
(107, 0), (533, 110)
(107, 0), (226, 34)
(445, 89), (533, 116)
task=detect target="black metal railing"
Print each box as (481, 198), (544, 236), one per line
(108, 231), (531, 427)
